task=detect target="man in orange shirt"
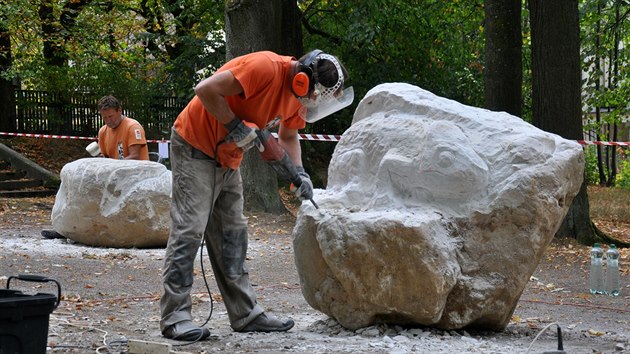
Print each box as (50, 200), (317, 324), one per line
(160, 50), (352, 341)
(40, 95), (150, 241)
(97, 95), (149, 161)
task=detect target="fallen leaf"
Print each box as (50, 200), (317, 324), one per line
(577, 293), (593, 302)
(588, 329), (605, 336)
(527, 322), (539, 329)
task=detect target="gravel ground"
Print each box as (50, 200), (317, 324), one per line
(0, 201), (629, 354)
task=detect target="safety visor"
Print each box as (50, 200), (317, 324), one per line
(299, 86), (354, 123)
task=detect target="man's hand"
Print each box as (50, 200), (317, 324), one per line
(224, 118), (259, 151)
(292, 167), (314, 200)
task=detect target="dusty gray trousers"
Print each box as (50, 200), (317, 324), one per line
(160, 129), (263, 332)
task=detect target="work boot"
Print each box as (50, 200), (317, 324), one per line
(163, 320), (210, 341)
(238, 313), (294, 332)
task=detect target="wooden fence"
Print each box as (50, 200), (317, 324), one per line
(13, 90), (188, 138)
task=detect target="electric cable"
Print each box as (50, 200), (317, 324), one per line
(46, 314), (120, 353)
(97, 337), (128, 354)
(525, 322), (565, 354)
(198, 232), (215, 328)
(46, 344), (94, 352)
(104, 339), (128, 353)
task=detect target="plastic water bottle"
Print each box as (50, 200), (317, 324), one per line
(604, 244), (620, 296)
(589, 243), (604, 294)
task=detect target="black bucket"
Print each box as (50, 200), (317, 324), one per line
(0, 275), (61, 354)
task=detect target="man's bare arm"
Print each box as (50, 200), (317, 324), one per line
(278, 125), (302, 167)
(194, 70), (244, 125)
(125, 144), (145, 160)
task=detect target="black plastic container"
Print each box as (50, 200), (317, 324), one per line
(0, 275), (61, 354)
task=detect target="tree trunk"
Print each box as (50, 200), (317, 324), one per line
(594, 3), (607, 185)
(224, 0), (303, 213)
(38, 0), (93, 67)
(483, 0), (522, 117)
(38, 0), (67, 67)
(0, 17), (16, 132)
(529, 0), (596, 244)
(606, 5), (621, 187)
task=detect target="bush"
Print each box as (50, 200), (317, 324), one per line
(616, 149), (630, 189)
(584, 146), (630, 189)
(583, 146), (600, 185)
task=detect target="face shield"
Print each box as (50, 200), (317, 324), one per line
(299, 86), (354, 123)
(298, 53), (354, 123)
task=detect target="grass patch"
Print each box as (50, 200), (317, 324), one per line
(588, 185), (630, 223)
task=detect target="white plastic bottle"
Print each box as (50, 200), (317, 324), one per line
(604, 244), (620, 296)
(589, 243), (604, 294)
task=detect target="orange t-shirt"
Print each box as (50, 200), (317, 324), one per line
(98, 117), (149, 160)
(174, 51), (306, 170)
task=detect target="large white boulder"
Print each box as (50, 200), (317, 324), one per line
(51, 158), (171, 248)
(293, 83), (584, 331)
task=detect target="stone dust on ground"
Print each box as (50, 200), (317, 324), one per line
(0, 196), (628, 353)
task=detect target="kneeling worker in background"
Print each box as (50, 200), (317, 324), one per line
(41, 95), (150, 240)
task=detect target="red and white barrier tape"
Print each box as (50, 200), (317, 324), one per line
(577, 140), (629, 147)
(0, 131), (342, 143)
(0, 131), (628, 146)
(0, 132), (96, 141)
(295, 133), (341, 142)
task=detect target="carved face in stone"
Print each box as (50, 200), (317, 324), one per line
(329, 118), (489, 212)
(379, 122), (488, 204)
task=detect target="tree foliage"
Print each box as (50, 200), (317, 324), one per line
(1, 0), (627, 167)
(3, 0), (225, 98)
(581, 0), (630, 123)
(298, 1), (484, 128)
(296, 0), (486, 163)
(2, 0), (625, 127)
(0, 0), (16, 132)
(580, 0), (630, 186)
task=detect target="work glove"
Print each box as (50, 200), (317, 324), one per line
(292, 166), (314, 201)
(224, 118), (260, 151)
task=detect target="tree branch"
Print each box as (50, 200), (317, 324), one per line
(300, 12), (342, 45)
